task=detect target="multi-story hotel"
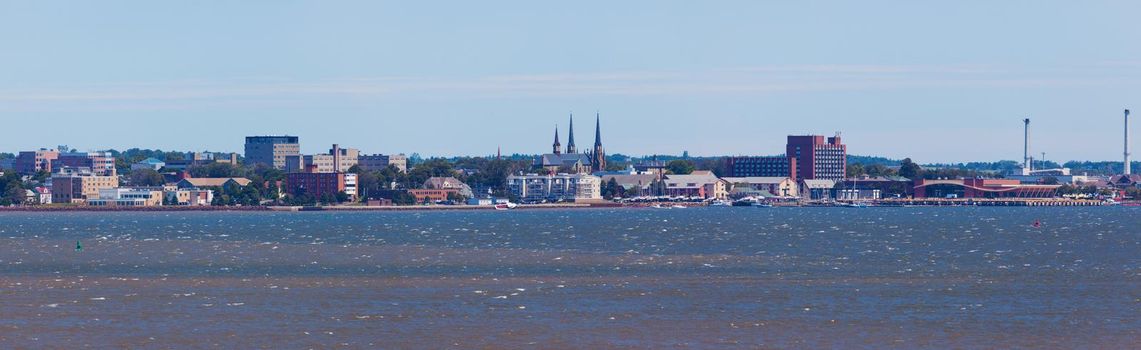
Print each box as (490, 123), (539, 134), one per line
(787, 134), (847, 181)
(244, 136), (300, 170)
(728, 134), (847, 182)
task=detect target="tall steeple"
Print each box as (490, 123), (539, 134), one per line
(566, 113), (577, 154)
(552, 125), (562, 155)
(591, 112), (606, 172)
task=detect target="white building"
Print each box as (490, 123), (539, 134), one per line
(164, 188), (215, 206)
(344, 173), (358, 197)
(507, 173), (601, 202)
(88, 188), (163, 206)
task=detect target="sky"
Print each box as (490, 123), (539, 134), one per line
(2, 1), (1140, 163)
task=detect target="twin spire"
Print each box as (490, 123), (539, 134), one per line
(552, 112), (601, 155)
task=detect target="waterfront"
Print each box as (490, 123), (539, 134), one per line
(0, 208), (1137, 348)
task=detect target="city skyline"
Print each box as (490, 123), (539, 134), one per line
(3, 1), (1140, 162)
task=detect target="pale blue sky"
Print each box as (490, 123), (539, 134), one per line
(2, 1), (1139, 163)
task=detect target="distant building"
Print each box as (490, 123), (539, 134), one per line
(244, 136), (300, 170)
(165, 188), (215, 206)
(722, 177), (798, 198)
(131, 158), (166, 171)
(423, 177), (473, 198)
(507, 173), (602, 202)
(285, 144), (360, 173)
(357, 153), (407, 172)
(632, 159), (668, 178)
(15, 149), (59, 175)
(534, 113), (607, 174)
(51, 167), (119, 204)
(57, 151), (116, 176)
(88, 188), (163, 207)
(164, 152), (239, 170)
(31, 186), (51, 205)
(787, 134), (846, 181)
(838, 176), (913, 199)
(726, 156), (796, 180)
(800, 179), (836, 200)
(408, 189), (454, 203)
(284, 171), (357, 200)
(913, 179), (1060, 198)
(663, 171), (729, 199)
(176, 177), (253, 189)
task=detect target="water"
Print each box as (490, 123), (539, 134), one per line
(0, 207), (1137, 348)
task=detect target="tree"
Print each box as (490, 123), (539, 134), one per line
(666, 159), (695, 175)
(128, 169), (165, 186)
(898, 158), (922, 179)
(846, 163), (865, 178)
(602, 177), (621, 199)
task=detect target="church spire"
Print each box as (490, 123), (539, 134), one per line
(566, 113), (577, 154)
(552, 125), (561, 155)
(591, 112), (606, 172)
(593, 112), (603, 147)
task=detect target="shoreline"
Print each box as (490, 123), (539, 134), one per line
(0, 198), (1126, 212)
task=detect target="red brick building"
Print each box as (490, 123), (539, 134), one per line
(787, 134), (846, 181)
(285, 172), (348, 198)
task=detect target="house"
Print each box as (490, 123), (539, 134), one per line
(31, 187), (51, 204)
(131, 158), (166, 171)
(722, 177), (798, 198)
(662, 171), (729, 199)
(423, 177), (473, 198)
(176, 177), (252, 189)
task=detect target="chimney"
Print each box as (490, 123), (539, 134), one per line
(1022, 118), (1031, 175)
(1126, 109), (1131, 175)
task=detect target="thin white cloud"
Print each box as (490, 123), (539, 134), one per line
(0, 63), (1132, 109)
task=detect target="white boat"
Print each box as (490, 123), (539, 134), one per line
(494, 202), (518, 210)
(670, 205), (687, 209)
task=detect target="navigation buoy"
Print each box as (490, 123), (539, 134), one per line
(75, 240), (83, 252)
(1031, 219), (1041, 229)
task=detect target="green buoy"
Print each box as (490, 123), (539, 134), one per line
(75, 240), (82, 252)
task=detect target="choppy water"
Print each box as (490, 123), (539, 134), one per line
(0, 208), (1137, 348)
